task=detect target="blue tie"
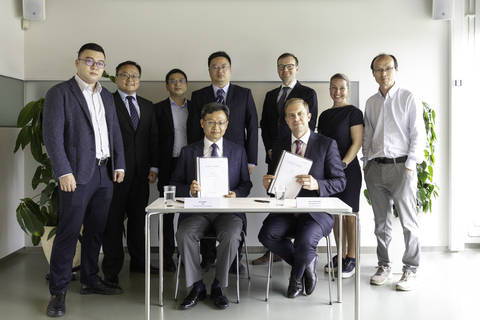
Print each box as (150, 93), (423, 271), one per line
(216, 89), (225, 104)
(211, 143), (218, 156)
(126, 96), (139, 131)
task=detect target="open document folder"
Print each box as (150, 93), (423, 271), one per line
(196, 156), (229, 197)
(267, 150), (313, 199)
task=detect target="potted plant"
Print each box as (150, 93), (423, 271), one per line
(364, 101), (440, 215)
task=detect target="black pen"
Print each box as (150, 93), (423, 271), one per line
(176, 200), (184, 203)
(254, 200), (270, 203)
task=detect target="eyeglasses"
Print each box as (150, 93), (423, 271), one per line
(168, 79), (186, 84)
(204, 120), (227, 128)
(373, 67), (395, 74)
(117, 73), (140, 81)
(210, 65), (231, 72)
(277, 64), (296, 70)
(78, 59), (106, 69)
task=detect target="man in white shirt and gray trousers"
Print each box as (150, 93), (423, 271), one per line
(362, 53), (426, 291)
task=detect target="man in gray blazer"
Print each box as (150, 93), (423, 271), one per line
(43, 43), (126, 317)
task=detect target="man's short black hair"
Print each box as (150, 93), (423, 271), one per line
(78, 43), (106, 59)
(165, 68), (188, 83)
(277, 53), (299, 66)
(201, 102), (230, 121)
(115, 60), (142, 76)
(208, 51), (231, 68)
(370, 53), (398, 71)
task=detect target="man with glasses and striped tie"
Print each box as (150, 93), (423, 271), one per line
(102, 61), (160, 287)
(258, 98), (346, 299)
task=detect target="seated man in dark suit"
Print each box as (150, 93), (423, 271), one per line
(171, 103), (252, 310)
(258, 98), (346, 299)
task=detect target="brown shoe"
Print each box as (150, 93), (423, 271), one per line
(252, 250), (283, 265)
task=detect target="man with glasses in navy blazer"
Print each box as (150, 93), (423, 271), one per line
(43, 43), (125, 317)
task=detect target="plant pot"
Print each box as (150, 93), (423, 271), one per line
(41, 226), (81, 269)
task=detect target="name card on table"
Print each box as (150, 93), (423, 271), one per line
(296, 197), (333, 208)
(184, 197), (222, 208)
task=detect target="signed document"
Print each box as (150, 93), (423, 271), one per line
(196, 157), (229, 198)
(267, 150), (313, 199)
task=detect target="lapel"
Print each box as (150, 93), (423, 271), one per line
(205, 85), (216, 102)
(69, 77), (93, 127)
(162, 98), (175, 133)
(192, 140), (204, 159)
(225, 83), (235, 105)
(223, 139), (233, 161)
(114, 91), (135, 131)
(304, 130), (319, 160)
(290, 81), (302, 96)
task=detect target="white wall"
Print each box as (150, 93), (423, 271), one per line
(0, 0), (24, 79)
(3, 0), (454, 257)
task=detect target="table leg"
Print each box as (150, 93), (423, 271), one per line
(355, 214), (360, 320)
(145, 213), (152, 320)
(337, 214), (342, 303)
(159, 213), (164, 306)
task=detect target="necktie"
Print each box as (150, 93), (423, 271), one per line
(126, 96), (139, 131)
(294, 140), (302, 156)
(277, 87), (291, 138)
(216, 89), (225, 104)
(211, 143), (218, 156)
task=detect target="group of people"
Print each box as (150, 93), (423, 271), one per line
(41, 42), (425, 317)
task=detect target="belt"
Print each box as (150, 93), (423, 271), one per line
(373, 156), (407, 164)
(96, 158), (109, 165)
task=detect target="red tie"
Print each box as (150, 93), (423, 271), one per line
(294, 140), (302, 155)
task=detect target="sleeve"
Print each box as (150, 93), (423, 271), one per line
(316, 139), (347, 197)
(169, 147), (193, 197)
(110, 98), (126, 171)
(305, 89), (318, 130)
(362, 102), (374, 168)
(243, 89), (259, 165)
(260, 92), (273, 154)
(147, 102), (160, 169)
(231, 148), (253, 197)
(405, 93), (426, 170)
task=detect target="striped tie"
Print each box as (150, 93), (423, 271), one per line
(126, 96), (139, 131)
(294, 140), (302, 155)
(216, 88), (225, 104)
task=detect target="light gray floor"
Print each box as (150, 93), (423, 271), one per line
(0, 249), (478, 320)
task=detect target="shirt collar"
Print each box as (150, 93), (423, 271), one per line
(204, 136), (224, 150)
(75, 74), (102, 94)
(281, 79), (297, 90)
(377, 82), (399, 99)
(117, 89), (137, 101)
(213, 82), (230, 95)
(169, 97), (187, 108)
(291, 129), (311, 145)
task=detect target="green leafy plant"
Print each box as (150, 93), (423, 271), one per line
(14, 97), (58, 246)
(364, 101), (440, 216)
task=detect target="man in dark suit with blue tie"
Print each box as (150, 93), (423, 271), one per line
(171, 103), (252, 310)
(187, 51), (258, 273)
(43, 43), (126, 317)
(102, 61), (160, 285)
(258, 98), (346, 299)
(154, 68), (193, 272)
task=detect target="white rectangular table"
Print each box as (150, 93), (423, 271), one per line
(145, 197), (359, 320)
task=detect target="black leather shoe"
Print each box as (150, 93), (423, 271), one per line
(210, 286), (229, 309)
(200, 259), (215, 274)
(180, 286), (207, 310)
(304, 254), (318, 295)
(287, 276), (304, 298)
(80, 279), (123, 295)
(104, 274), (119, 286)
(229, 260), (246, 275)
(164, 257), (176, 272)
(46, 292), (66, 317)
(130, 264), (160, 274)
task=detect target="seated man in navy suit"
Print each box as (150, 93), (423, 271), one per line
(258, 98), (346, 299)
(171, 103), (252, 310)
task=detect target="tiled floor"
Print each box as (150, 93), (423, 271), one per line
(0, 249), (478, 320)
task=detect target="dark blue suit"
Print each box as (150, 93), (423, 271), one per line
(188, 84), (258, 165)
(170, 138), (252, 287)
(43, 77), (125, 294)
(260, 81), (318, 163)
(258, 130), (346, 278)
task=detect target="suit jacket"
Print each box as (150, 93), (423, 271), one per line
(187, 84), (258, 165)
(113, 91), (159, 183)
(43, 77), (125, 184)
(268, 130), (346, 233)
(260, 81), (318, 163)
(170, 138), (253, 231)
(154, 97), (194, 190)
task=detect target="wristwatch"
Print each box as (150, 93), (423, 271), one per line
(342, 162), (348, 169)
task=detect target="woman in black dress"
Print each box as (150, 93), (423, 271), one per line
(318, 73), (363, 278)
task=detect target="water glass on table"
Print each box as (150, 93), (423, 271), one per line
(163, 185), (176, 207)
(275, 185), (286, 206)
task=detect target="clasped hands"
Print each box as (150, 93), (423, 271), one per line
(262, 174), (319, 191)
(190, 180), (236, 198)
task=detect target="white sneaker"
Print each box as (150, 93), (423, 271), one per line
(370, 265), (393, 285)
(396, 271), (417, 291)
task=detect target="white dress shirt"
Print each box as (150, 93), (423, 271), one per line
(277, 79), (297, 102)
(362, 84), (426, 170)
(203, 137), (224, 157)
(74, 74), (110, 159)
